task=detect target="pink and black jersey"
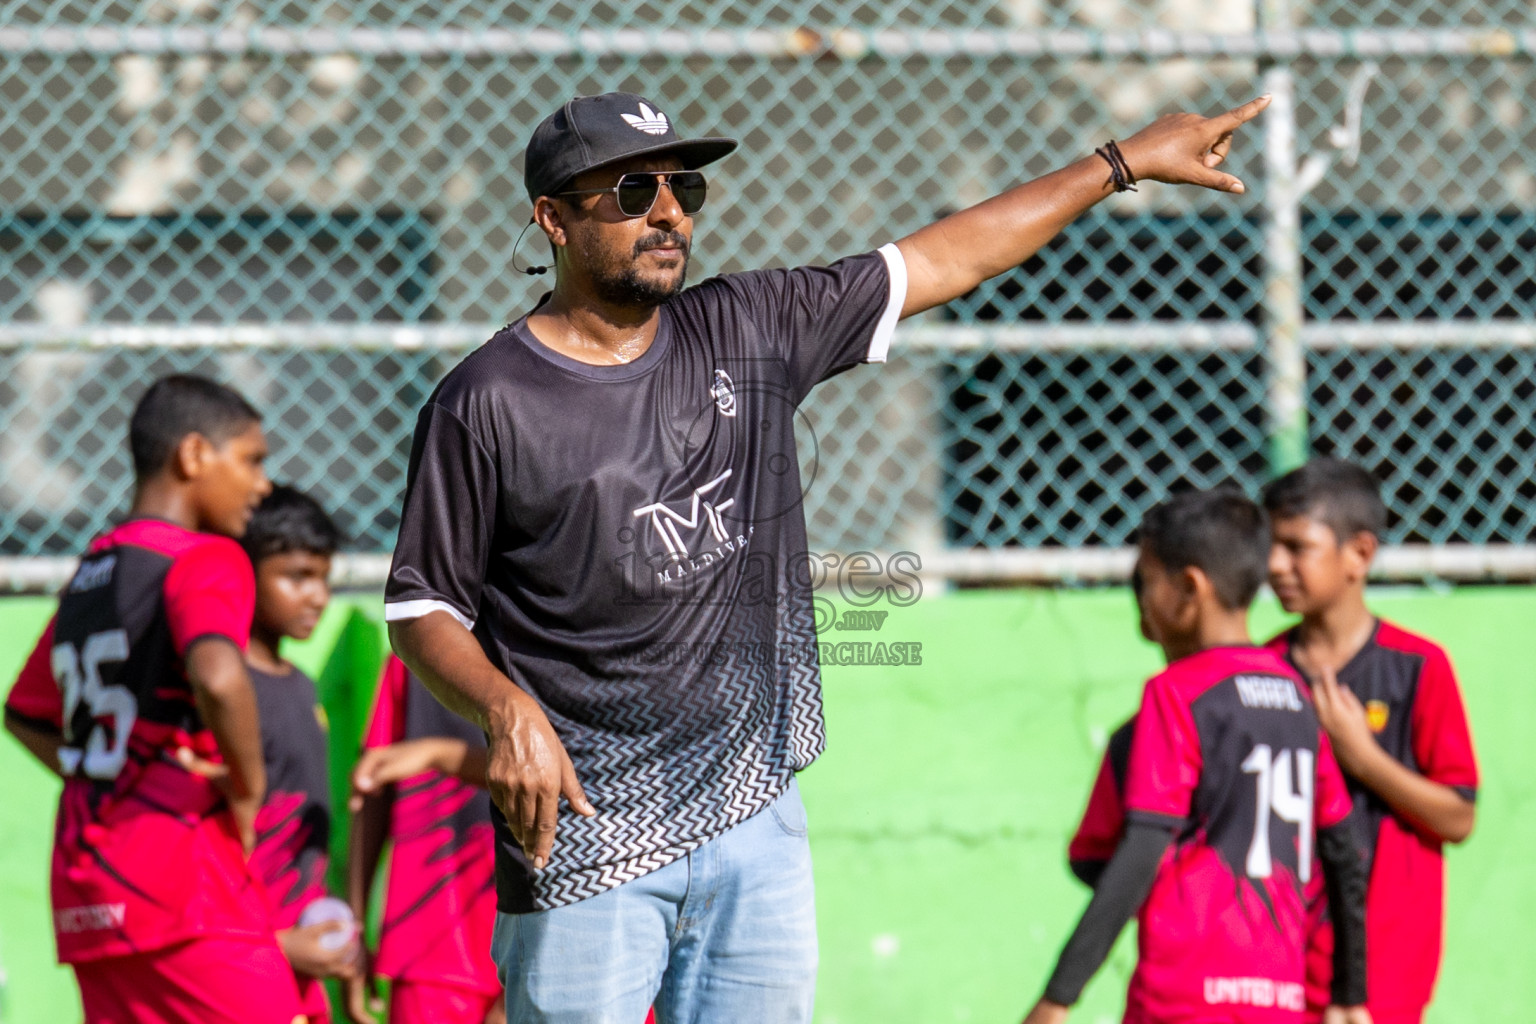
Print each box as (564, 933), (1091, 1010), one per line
(249, 665), (332, 929)
(1122, 646), (1353, 1023)
(1068, 717), (1135, 885)
(249, 664), (334, 1019)
(1268, 621), (1479, 1019)
(3, 520), (272, 963)
(364, 656), (498, 994)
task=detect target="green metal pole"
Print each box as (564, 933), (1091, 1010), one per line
(1260, 2), (1310, 476)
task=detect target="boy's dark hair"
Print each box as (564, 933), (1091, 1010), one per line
(241, 485), (341, 564)
(1262, 457), (1387, 542)
(128, 374), (261, 480)
(1137, 488), (1269, 610)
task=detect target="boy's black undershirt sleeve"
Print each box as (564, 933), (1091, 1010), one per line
(1069, 858), (1107, 888)
(1318, 813), (1369, 1007)
(1043, 820), (1175, 1006)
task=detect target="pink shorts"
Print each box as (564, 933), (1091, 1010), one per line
(1366, 1011), (1425, 1024)
(295, 974), (331, 1024)
(1306, 1011), (1423, 1024)
(389, 981), (502, 1024)
(74, 936), (304, 1024)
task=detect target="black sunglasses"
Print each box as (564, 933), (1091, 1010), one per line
(554, 170), (708, 218)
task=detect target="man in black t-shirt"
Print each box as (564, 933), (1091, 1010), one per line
(385, 90), (1271, 1022)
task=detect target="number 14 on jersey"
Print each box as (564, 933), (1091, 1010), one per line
(1242, 744), (1315, 884)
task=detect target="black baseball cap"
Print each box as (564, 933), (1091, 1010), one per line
(523, 92), (738, 202)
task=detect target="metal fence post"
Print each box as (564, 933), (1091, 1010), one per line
(1260, 2), (1310, 477)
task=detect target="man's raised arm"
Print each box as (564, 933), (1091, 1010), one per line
(895, 95), (1270, 318)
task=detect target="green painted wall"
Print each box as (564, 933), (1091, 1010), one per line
(1, 587), (1530, 1022)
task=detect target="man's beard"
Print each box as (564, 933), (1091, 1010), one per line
(590, 231), (691, 308)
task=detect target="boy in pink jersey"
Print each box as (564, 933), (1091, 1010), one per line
(346, 660), (664, 1024)
(1065, 572), (1150, 889)
(343, 656), (502, 1024)
(242, 485), (361, 1022)
(1021, 489), (1372, 1024)
(1264, 459), (1478, 1024)
(1066, 716), (1135, 889)
(2, 374), (303, 1024)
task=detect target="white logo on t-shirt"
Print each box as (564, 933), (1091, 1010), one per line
(632, 469), (735, 561)
(710, 369), (737, 417)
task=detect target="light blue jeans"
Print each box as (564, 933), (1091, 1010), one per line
(491, 778), (818, 1024)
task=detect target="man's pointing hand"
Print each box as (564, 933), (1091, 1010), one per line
(1116, 94), (1273, 194)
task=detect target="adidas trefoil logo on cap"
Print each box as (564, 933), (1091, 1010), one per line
(622, 102), (670, 135)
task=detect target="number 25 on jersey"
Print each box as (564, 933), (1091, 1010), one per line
(52, 629), (137, 780)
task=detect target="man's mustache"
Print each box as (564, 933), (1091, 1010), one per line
(634, 232), (690, 258)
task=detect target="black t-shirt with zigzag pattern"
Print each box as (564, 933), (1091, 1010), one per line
(386, 248), (904, 911)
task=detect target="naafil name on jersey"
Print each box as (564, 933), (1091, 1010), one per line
(68, 554), (117, 593)
(1233, 674), (1305, 712)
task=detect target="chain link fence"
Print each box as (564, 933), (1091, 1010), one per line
(2, 0), (1534, 585)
